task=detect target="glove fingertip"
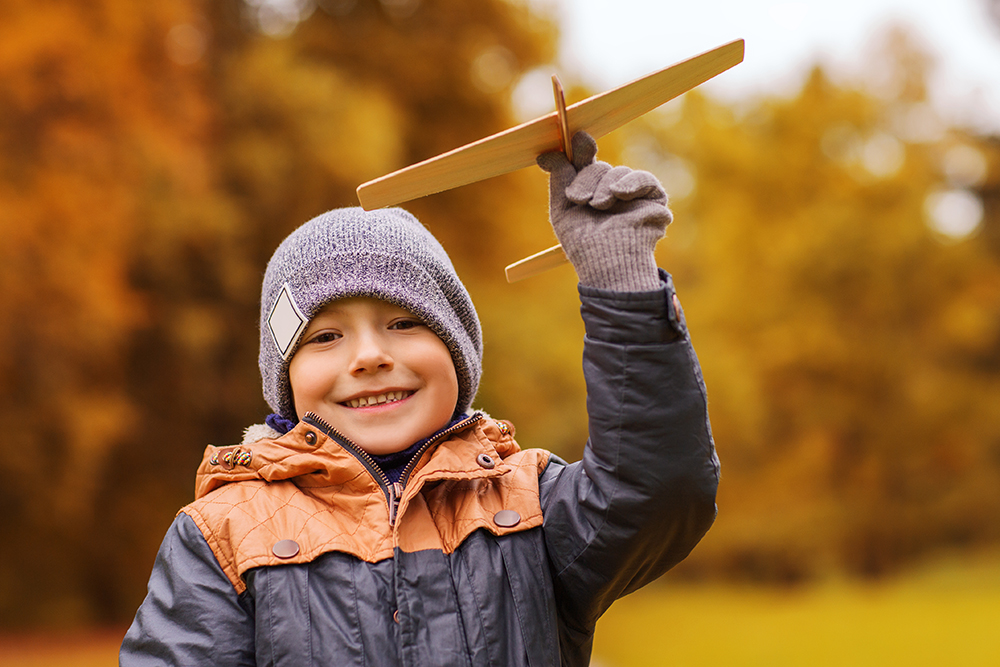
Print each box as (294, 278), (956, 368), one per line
(566, 161), (611, 203)
(590, 194), (617, 210)
(610, 171), (667, 200)
(565, 182), (592, 205)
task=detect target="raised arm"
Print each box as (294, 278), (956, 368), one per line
(536, 133), (719, 661)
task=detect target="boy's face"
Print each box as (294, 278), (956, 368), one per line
(289, 296), (459, 456)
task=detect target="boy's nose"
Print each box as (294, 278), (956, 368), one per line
(349, 335), (394, 375)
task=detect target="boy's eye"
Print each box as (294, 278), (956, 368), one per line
(308, 331), (341, 344)
(389, 319), (422, 330)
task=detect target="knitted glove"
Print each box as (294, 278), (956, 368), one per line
(537, 132), (672, 291)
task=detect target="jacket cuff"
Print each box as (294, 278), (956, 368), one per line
(578, 269), (686, 345)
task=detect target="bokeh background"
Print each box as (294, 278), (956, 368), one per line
(1, 0), (999, 664)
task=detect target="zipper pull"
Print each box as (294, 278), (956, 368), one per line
(388, 482), (404, 526)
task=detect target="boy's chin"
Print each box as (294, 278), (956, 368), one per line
(342, 423), (440, 457)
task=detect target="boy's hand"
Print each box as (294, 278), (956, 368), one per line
(537, 132), (672, 291)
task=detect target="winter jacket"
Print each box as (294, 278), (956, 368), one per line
(120, 276), (719, 666)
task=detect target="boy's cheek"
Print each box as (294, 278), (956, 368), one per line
(288, 355), (329, 416)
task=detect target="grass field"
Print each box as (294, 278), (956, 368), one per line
(1, 554), (997, 666)
(592, 553), (1000, 667)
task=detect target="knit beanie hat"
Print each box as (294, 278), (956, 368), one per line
(259, 207), (482, 421)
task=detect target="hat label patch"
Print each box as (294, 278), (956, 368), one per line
(268, 284), (307, 359)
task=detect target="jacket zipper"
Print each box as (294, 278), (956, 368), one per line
(398, 413), (483, 489)
(302, 412), (483, 526)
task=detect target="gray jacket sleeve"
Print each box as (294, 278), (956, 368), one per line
(119, 512), (256, 666)
(539, 270), (719, 658)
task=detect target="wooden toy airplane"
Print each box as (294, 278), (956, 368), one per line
(357, 39), (745, 282)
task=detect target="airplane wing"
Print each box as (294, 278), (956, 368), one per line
(356, 39), (745, 211)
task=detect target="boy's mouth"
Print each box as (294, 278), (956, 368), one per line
(341, 390), (414, 409)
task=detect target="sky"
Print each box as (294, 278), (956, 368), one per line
(526, 0), (1000, 132)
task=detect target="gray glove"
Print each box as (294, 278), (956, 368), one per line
(537, 131), (672, 291)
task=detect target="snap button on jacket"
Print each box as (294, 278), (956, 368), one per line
(183, 417), (546, 594)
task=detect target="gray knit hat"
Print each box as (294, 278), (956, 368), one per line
(259, 207), (482, 421)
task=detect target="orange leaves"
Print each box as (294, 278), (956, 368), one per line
(627, 43), (1000, 580)
(0, 0), (565, 626)
(2, 0), (998, 627)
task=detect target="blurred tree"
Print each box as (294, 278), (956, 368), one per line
(0, 0), (226, 626)
(625, 27), (1000, 581)
(4, 0), (1000, 633)
(0, 0), (561, 627)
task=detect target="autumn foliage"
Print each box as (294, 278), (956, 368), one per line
(1, 0), (998, 628)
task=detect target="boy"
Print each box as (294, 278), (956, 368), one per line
(120, 132), (718, 666)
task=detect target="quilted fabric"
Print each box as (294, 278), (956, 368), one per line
(182, 417), (549, 593)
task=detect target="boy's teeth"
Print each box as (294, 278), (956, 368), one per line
(346, 391), (408, 408)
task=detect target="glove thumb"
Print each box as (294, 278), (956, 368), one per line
(569, 131), (598, 170)
(536, 131), (599, 174)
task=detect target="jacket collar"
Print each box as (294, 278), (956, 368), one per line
(194, 413), (520, 500)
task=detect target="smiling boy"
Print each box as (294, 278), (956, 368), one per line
(289, 297), (459, 455)
(121, 133), (719, 666)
